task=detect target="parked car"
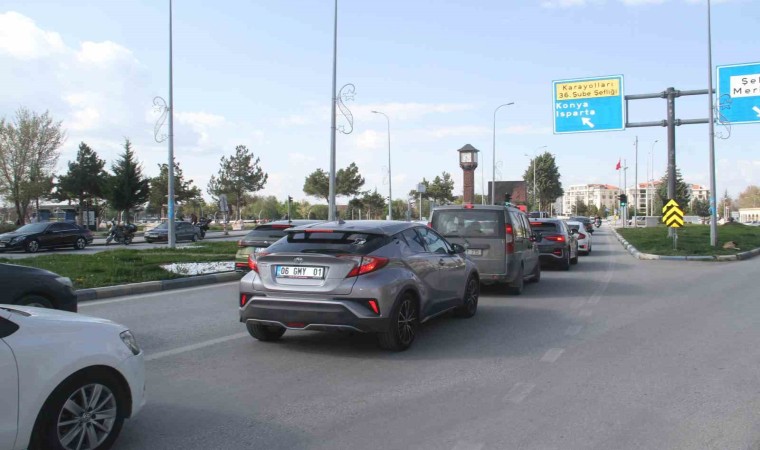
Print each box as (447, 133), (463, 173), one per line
(0, 304), (145, 450)
(144, 221), (201, 243)
(566, 220), (592, 255)
(530, 218), (579, 270)
(430, 204), (540, 295)
(234, 220), (321, 272)
(569, 216), (594, 234)
(0, 263), (77, 312)
(239, 221), (480, 351)
(0, 222), (93, 253)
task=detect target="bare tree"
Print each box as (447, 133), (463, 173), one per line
(0, 108), (65, 222)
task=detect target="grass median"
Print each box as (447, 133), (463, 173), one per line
(616, 223), (760, 256)
(0, 241), (239, 289)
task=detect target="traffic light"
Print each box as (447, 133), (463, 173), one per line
(287, 196), (293, 203)
(619, 194), (628, 207)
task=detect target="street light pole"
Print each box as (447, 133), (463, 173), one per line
(167, 0), (176, 248)
(649, 139), (658, 216)
(372, 111), (392, 220)
(492, 102), (514, 205)
(706, 0), (718, 246)
(526, 146), (547, 211)
(328, 0), (338, 221)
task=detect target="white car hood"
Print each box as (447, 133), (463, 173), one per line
(0, 304), (122, 328)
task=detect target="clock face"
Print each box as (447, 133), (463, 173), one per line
(461, 152), (472, 163)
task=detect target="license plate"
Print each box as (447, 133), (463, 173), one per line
(466, 248), (482, 256)
(276, 265), (325, 279)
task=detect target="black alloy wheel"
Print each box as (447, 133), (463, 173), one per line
(561, 249), (571, 271)
(75, 237), (87, 250)
(19, 294), (53, 309)
(455, 276), (479, 318)
(378, 293), (419, 351)
(25, 239), (40, 253)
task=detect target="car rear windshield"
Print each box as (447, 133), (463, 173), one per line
(432, 210), (502, 238)
(530, 221), (558, 232)
(265, 231), (390, 255)
(244, 224), (293, 240)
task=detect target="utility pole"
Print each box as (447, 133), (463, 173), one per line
(167, 0), (176, 248)
(666, 87), (677, 237)
(327, 0), (338, 221)
(634, 136), (638, 227)
(706, 0), (718, 246)
(623, 159), (628, 228)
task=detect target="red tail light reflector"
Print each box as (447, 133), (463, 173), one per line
(240, 293), (248, 308)
(544, 235), (566, 243)
(367, 299), (380, 315)
(505, 224), (515, 254)
(342, 256), (390, 278)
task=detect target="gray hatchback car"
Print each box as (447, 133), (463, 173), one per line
(239, 221), (480, 351)
(430, 204), (540, 295)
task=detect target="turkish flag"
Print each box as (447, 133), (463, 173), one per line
(615, 159), (621, 170)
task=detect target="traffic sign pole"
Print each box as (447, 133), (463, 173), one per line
(706, 0), (718, 247)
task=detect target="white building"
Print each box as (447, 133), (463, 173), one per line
(739, 208), (760, 223)
(562, 184), (620, 215)
(626, 181), (710, 215)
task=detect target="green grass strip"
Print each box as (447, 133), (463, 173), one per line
(616, 223), (760, 257)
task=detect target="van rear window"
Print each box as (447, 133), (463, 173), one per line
(432, 210), (502, 238)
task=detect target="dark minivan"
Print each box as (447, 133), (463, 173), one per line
(430, 204), (540, 295)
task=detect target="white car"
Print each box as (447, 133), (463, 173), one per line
(566, 221), (592, 255)
(0, 305), (145, 450)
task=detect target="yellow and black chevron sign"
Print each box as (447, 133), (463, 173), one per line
(662, 199), (684, 228)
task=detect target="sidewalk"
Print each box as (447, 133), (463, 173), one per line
(90, 229), (249, 246)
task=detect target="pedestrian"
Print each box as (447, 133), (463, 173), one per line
(191, 213), (198, 225)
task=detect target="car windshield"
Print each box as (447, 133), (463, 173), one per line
(432, 210), (501, 238)
(266, 231), (390, 255)
(531, 222), (558, 232)
(13, 223), (48, 233)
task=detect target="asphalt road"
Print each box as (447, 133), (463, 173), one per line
(0, 230), (247, 259)
(79, 226), (760, 450)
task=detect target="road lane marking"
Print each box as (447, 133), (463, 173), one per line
(579, 309), (593, 317)
(565, 325), (583, 336)
(78, 282), (239, 307)
(504, 382), (535, 404)
(145, 332), (248, 361)
(452, 441), (484, 450)
(540, 348), (565, 363)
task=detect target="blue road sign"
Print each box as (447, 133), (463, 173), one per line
(553, 75), (625, 134)
(717, 62), (760, 125)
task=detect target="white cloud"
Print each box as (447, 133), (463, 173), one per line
(355, 129), (384, 151)
(0, 11), (65, 59)
(287, 152), (317, 165)
(76, 40), (138, 67)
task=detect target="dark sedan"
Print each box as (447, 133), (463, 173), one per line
(144, 221), (201, 243)
(0, 222), (93, 253)
(530, 219), (579, 270)
(0, 263), (77, 311)
(234, 220), (322, 271)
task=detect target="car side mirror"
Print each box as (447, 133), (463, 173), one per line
(450, 243), (466, 254)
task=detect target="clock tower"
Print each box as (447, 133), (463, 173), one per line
(458, 144), (479, 204)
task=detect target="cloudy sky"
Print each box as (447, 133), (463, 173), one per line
(0, 0), (758, 205)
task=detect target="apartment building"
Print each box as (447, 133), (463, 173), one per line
(627, 181), (710, 214)
(562, 184), (620, 215)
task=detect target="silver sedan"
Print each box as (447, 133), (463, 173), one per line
(239, 221), (480, 351)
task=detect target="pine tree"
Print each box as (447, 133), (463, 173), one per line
(55, 142), (107, 224)
(105, 139), (149, 222)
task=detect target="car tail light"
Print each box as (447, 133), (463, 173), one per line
(578, 233), (587, 240)
(367, 299), (380, 315)
(463, 203), (474, 209)
(544, 235), (566, 243)
(271, 224), (291, 229)
(341, 256), (389, 278)
(248, 255), (259, 273)
(505, 224), (515, 254)
(530, 222), (543, 227)
(240, 293), (248, 308)
(427, 222), (432, 228)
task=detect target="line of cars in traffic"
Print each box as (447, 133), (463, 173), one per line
(236, 204), (597, 352)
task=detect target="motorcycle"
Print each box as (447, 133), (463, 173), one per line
(197, 218), (211, 239)
(105, 221), (137, 245)
(595, 219), (602, 228)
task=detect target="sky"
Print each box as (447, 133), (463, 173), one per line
(0, 0), (758, 206)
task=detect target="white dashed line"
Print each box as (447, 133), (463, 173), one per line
(504, 382), (536, 404)
(452, 441), (485, 450)
(540, 348), (565, 363)
(145, 332), (248, 361)
(565, 325), (584, 336)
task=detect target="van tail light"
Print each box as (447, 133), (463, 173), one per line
(341, 256), (390, 278)
(544, 235), (566, 243)
(505, 224), (515, 254)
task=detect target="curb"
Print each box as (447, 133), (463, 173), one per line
(90, 231), (247, 247)
(610, 228), (760, 262)
(76, 271), (244, 301)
